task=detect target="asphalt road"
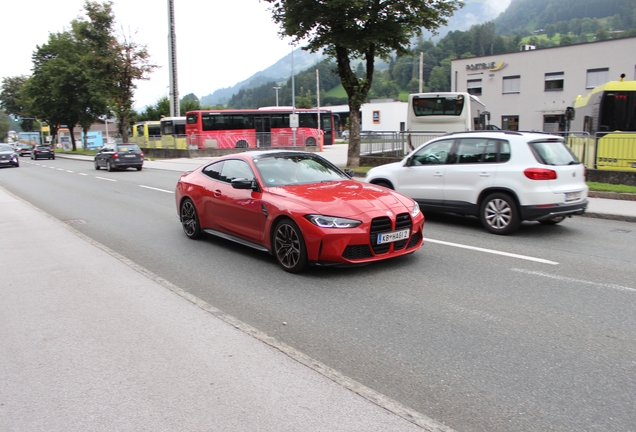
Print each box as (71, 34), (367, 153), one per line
(2, 157), (635, 432)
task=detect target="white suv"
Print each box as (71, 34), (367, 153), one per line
(364, 131), (588, 235)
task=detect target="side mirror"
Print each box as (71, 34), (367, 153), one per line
(343, 168), (354, 178)
(231, 178), (256, 190)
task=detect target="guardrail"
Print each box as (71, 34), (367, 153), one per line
(359, 131), (446, 158)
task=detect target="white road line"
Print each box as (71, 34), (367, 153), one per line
(57, 168), (64, 171)
(511, 268), (636, 293)
(79, 173), (88, 176)
(95, 176), (116, 182)
(425, 238), (559, 265)
(139, 185), (174, 194)
(66, 170), (74, 173)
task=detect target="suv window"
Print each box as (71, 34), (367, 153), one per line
(528, 140), (579, 166)
(411, 139), (453, 165)
(454, 138), (509, 164)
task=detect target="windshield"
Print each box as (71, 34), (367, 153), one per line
(254, 153), (348, 187)
(117, 144), (140, 152)
(0, 145), (13, 152)
(412, 95), (466, 116)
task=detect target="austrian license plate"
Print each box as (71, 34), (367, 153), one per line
(377, 228), (410, 244)
(124, 154), (136, 158)
(565, 191), (581, 202)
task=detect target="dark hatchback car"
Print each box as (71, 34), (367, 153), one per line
(17, 144), (34, 157)
(94, 143), (144, 171)
(31, 145), (55, 160)
(0, 144), (20, 168)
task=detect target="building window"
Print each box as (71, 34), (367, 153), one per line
(543, 115), (565, 132)
(503, 76), (520, 94)
(467, 79), (482, 96)
(544, 72), (564, 91)
(502, 116), (519, 131)
(586, 68), (609, 88)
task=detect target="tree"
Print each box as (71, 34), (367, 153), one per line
(264, 0), (461, 167)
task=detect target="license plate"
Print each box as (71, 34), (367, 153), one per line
(0, 160), (10, 163)
(565, 191), (581, 202)
(377, 228), (410, 244)
(124, 154), (136, 158)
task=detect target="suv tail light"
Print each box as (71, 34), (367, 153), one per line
(524, 168), (557, 180)
(140, 151), (144, 158)
(113, 152), (119, 159)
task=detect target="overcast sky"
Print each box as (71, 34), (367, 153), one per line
(1, 0), (510, 111)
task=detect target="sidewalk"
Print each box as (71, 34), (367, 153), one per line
(0, 187), (441, 431)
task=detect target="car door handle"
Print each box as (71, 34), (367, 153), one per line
(214, 189), (222, 197)
(433, 172), (443, 177)
(479, 172), (490, 177)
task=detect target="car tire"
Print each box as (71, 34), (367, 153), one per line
(136, 166), (142, 171)
(539, 215), (566, 225)
(306, 137), (317, 146)
(180, 198), (202, 239)
(94, 160), (100, 170)
(480, 192), (520, 235)
(273, 219), (308, 273)
(107, 160), (114, 172)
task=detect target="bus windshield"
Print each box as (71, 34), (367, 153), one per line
(412, 95), (466, 116)
(600, 91), (636, 131)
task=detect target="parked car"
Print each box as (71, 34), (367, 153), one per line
(17, 144), (34, 157)
(365, 130), (588, 235)
(175, 150), (425, 272)
(0, 144), (20, 168)
(94, 143), (144, 171)
(31, 145), (55, 160)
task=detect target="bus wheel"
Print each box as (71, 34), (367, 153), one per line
(235, 140), (248, 148)
(305, 137), (317, 146)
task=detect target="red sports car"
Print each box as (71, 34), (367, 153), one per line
(175, 150), (425, 272)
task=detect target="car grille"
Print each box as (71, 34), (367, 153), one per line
(406, 231), (422, 249)
(369, 213), (412, 255)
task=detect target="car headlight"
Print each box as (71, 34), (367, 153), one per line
(411, 202), (421, 218)
(305, 215), (362, 228)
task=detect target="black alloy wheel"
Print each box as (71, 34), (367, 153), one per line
(180, 198), (202, 239)
(107, 160), (114, 172)
(273, 219), (308, 273)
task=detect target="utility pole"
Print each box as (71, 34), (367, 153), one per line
(167, 0), (180, 118)
(273, 87), (281, 106)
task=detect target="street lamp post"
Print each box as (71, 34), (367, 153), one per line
(273, 87), (281, 106)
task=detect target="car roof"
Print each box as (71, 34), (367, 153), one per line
(235, 150), (319, 160)
(442, 130), (564, 141)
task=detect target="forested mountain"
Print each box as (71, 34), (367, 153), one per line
(191, 0), (636, 111)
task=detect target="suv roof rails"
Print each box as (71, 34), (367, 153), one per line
(445, 130), (523, 136)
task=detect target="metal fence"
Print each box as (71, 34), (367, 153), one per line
(359, 130), (636, 172)
(359, 131), (446, 158)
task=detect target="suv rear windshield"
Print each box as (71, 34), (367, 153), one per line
(528, 140), (580, 166)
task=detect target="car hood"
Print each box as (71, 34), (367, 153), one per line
(267, 180), (415, 217)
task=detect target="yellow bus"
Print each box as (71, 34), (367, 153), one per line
(160, 117), (187, 150)
(132, 121), (161, 148)
(570, 78), (636, 171)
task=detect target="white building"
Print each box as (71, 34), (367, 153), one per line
(328, 100), (408, 136)
(451, 36), (636, 132)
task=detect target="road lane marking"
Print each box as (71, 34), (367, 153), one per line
(95, 176), (116, 182)
(139, 185), (174, 194)
(511, 268), (636, 292)
(66, 170), (74, 173)
(425, 238), (559, 265)
(79, 173), (88, 176)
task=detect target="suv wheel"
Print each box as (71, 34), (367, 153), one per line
(480, 193), (520, 235)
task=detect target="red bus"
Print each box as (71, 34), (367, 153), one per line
(185, 108), (335, 150)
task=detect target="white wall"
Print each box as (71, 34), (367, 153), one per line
(451, 37), (636, 131)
